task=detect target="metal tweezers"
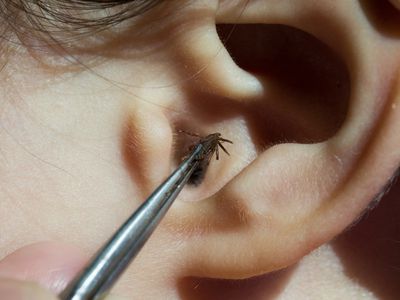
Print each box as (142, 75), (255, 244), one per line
(60, 141), (210, 300)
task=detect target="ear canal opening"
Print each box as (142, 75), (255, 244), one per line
(216, 24), (351, 145)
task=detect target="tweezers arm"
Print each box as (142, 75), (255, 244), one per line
(60, 143), (205, 300)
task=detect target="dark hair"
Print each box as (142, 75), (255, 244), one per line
(0, 0), (162, 40)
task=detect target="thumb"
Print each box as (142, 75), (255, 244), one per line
(0, 242), (130, 300)
(0, 277), (58, 300)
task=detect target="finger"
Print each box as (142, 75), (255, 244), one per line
(0, 242), (87, 294)
(0, 277), (58, 300)
(0, 242), (130, 300)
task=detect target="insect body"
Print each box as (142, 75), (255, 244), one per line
(179, 131), (233, 186)
(198, 133), (233, 161)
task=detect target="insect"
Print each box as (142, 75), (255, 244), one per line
(197, 133), (233, 160)
(179, 130), (233, 185)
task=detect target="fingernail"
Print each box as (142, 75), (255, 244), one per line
(0, 278), (57, 300)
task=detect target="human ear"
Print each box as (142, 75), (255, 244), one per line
(124, 0), (400, 279)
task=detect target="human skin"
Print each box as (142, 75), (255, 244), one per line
(0, 0), (399, 299)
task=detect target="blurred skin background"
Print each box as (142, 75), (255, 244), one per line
(0, 0), (399, 299)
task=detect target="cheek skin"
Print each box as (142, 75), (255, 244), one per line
(0, 5), (211, 295)
(1, 2), (197, 299)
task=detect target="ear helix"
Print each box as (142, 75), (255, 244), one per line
(172, 20), (264, 101)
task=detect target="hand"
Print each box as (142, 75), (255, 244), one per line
(0, 242), (130, 300)
(0, 278), (57, 300)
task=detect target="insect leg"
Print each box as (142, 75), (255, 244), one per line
(215, 144), (219, 160)
(218, 142), (230, 156)
(178, 129), (201, 138)
(219, 138), (233, 144)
